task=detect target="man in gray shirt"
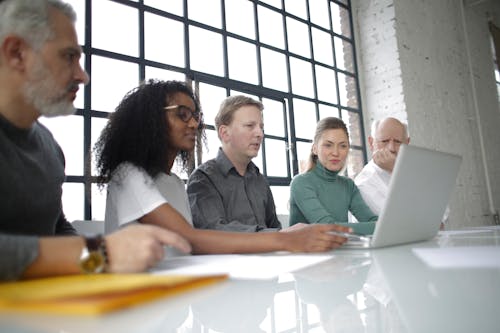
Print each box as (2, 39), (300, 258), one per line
(0, 0), (190, 280)
(187, 95), (282, 232)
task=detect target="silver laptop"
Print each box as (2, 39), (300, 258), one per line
(341, 144), (462, 249)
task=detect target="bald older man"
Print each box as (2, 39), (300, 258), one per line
(355, 117), (410, 215)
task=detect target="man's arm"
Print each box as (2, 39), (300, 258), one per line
(264, 186), (282, 230)
(0, 234), (39, 281)
(0, 225), (191, 281)
(55, 212), (78, 235)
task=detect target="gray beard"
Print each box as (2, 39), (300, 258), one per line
(22, 61), (76, 118)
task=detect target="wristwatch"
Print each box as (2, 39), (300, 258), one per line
(79, 235), (109, 274)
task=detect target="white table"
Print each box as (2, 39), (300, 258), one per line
(1, 226), (499, 333)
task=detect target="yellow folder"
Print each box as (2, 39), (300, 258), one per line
(0, 273), (227, 315)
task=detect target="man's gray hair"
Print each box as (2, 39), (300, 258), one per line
(371, 117), (409, 139)
(0, 0), (76, 50)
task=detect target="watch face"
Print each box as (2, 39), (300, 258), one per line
(81, 251), (105, 274)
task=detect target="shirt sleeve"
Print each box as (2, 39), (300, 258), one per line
(263, 186), (282, 230)
(187, 170), (261, 232)
(55, 211), (78, 235)
(107, 164), (167, 226)
(290, 176), (336, 224)
(0, 234), (39, 281)
(355, 164), (387, 216)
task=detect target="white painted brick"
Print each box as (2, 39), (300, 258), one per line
(353, 0), (500, 228)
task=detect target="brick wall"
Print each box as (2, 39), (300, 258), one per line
(353, 0), (500, 227)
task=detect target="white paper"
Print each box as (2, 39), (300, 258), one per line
(413, 246), (500, 269)
(152, 253), (334, 279)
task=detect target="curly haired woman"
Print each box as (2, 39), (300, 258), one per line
(95, 80), (352, 254)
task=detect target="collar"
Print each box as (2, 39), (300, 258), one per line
(0, 113), (34, 138)
(215, 147), (259, 176)
(369, 159), (392, 183)
(312, 162), (340, 182)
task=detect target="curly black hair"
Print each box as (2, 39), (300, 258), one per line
(94, 79), (205, 184)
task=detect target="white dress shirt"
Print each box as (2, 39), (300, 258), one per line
(354, 160), (391, 216)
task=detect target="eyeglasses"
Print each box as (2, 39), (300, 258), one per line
(164, 105), (202, 123)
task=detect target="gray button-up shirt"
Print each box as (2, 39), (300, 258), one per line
(187, 148), (282, 232)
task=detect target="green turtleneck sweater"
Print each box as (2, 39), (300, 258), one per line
(289, 162), (378, 225)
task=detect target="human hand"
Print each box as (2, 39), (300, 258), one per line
(280, 222), (309, 232)
(283, 224), (352, 253)
(372, 148), (397, 172)
(105, 224), (191, 273)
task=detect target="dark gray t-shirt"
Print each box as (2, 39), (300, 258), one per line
(0, 115), (76, 281)
(0, 114), (75, 236)
(187, 148), (282, 232)
(0, 234), (39, 281)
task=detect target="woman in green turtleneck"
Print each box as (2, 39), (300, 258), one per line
(289, 117), (378, 225)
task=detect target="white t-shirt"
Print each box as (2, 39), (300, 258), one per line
(354, 160), (391, 216)
(105, 162), (193, 234)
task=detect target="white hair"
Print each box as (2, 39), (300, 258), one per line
(371, 117), (409, 139)
(0, 0), (76, 51)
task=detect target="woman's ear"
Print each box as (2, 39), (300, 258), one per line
(311, 143), (318, 156)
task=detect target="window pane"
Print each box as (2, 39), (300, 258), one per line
(253, 148), (263, 172)
(319, 104), (340, 119)
(296, 141), (312, 173)
(65, 0), (85, 44)
(290, 57), (314, 97)
(92, 183), (107, 221)
(270, 186), (290, 215)
(334, 37), (355, 73)
(260, 0), (282, 9)
(338, 72), (358, 108)
(201, 129), (220, 162)
(264, 139), (287, 177)
(262, 98), (286, 137)
(342, 110), (362, 147)
(228, 38), (258, 84)
(92, 0), (138, 57)
(331, 3), (352, 38)
(74, 56), (86, 110)
(189, 27), (224, 76)
(198, 83), (227, 127)
(144, 0), (183, 16)
(188, 0), (222, 28)
(62, 183), (84, 222)
(225, 0), (255, 39)
(91, 117), (109, 176)
(348, 148), (364, 178)
(258, 6), (285, 49)
(309, 0), (330, 29)
(312, 28), (334, 66)
(315, 65), (338, 104)
(261, 48), (288, 92)
(145, 67), (186, 82)
(145, 13), (185, 67)
(91, 56), (139, 112)
(286, 18), (310, 58)
(39, 115), (83, 176)
(285, 0), (307, 20)
(293, 98), (316, 139)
